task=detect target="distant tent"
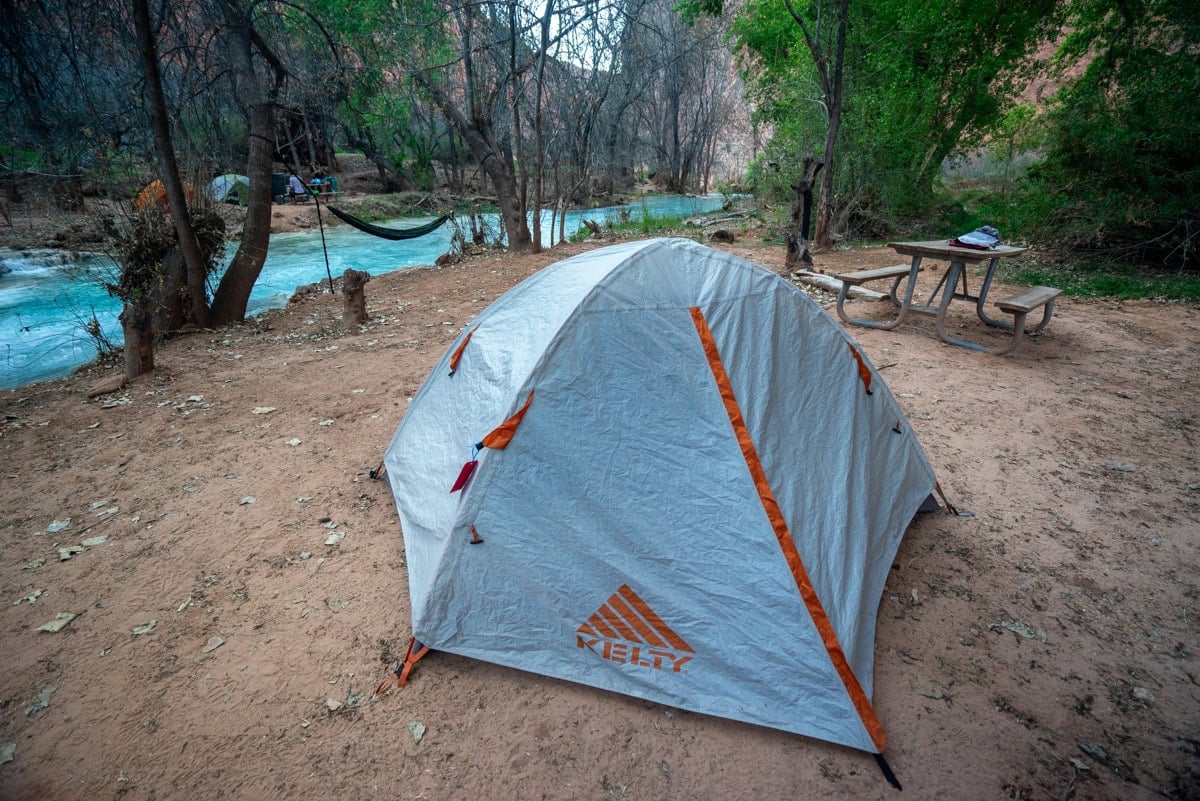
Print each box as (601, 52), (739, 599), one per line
(326, 206), (450, 241)
(208, 174), (250, 206)
(134, 180), (195, 213)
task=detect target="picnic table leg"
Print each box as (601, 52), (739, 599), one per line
(973, 258), (1057, 334)
(837, 257), (921, 330)
(936, 260), (1030, 354)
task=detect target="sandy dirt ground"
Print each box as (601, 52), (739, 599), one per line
(1, 233), (1198, 801)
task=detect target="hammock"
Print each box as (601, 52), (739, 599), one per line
(326, 206), (451, 241)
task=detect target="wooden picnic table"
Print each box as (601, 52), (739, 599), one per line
(833, 239), (1060, 355)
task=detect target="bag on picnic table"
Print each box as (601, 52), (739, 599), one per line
(950, 225), (1001, 250)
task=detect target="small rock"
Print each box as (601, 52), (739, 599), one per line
(325, 531), (344, 546)
(1132, 686), (1155, 703)
(914, 675), (944, 699)
(13, 589), (43, 605)
(22, 560), (43, 571)
(239, 496), (256, 505)
(202, 636), (225, 654)
(36, 612), (78, 632)
(325, 698), (343, 712)
(318, 419), (334, 426)
(80, 535), (109, 547)
(299, 551), (312, 560)
(187, 395), (204, 403)
(1103, 460), (1135, 472)
(1, 743), (14, 765)
(46, 519), (71, 534)
(990, 619), (1047, 642)
(286, 438), (302, 447)
(132, 620), (157, 636)
(1079, 742), (1107, 761)
(25, 686), (55, 717)
(58, 545), (84, 561)
(407, 721), (426, 743)
(252, 407), (276, 415)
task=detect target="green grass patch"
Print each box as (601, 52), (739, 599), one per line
(569, 207), (699, 243)
(1003, 260), (1200, 303)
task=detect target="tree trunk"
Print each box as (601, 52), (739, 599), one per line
(152, 247), (188, 334)
(412, 72), (532, 251)
(814, 0), (849, 248)
(341, 268), (370, 325)
(210, 101), (275, 324)
(786, 156), (823, 268)
(120, 299), (154, 380)
(132, 0), (210, 327)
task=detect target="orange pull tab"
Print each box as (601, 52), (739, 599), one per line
(449, 328), (475, 375)
(481, 390), (535, 449)
(847, 342), (873, 395)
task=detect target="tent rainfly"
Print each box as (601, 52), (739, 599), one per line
(207, 173), (250, 206)
(381, 238), (943, 777)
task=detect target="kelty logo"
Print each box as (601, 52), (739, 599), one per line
(576, 584), (694, 673)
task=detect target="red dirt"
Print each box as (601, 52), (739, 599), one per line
(1, 235), (1198, 801)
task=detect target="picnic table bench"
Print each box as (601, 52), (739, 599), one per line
(833, 241), (1062, 355)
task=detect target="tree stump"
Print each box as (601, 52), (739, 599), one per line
(120, 299), (154, 380)
(786, 156), (824, 269)
(341, 268), (371, 325)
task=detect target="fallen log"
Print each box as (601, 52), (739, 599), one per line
(792, 270), (887, 301)
(683, 212), (751, 227)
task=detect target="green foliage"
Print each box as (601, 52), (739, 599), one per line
(1019, 0), (1200, 269)
(106, 206), (225, 302)
(728, 0), (1059, 236)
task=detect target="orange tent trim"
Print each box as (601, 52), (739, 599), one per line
(481, 391), (535, 450)
(690, 306), (888, 753)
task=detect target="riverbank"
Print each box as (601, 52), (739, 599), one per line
(1, 234), (1197, 800)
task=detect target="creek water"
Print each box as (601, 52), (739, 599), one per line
(0, 194), (725, 390)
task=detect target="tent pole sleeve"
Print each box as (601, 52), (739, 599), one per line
(689, 306), (889, 753)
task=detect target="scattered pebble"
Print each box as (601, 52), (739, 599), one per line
(132, 620), (157, 636)
(318, 419), (334, 426)
(990, 619), (1047, 642)
(25, 686), (55, 717)
(407, 721), (426, 743)
(46, 519), (71, 534)
(202, 636), (225, 654)
(22, 560), (43, 571)
(325, 531), (344, 546)
(1132, 686), (1155, 703)
(1103, 460), (1135, 472)
(1, 743), (14, 765)
(286, 438), (302, 446)
(299, 551), (312, 560)
(80, 535), (109, 547)
(36, 612), (78, 632)
(57, 545), (84, 561)
(252, 407), (277, 415)
(239, 496), (256, 505)
(13, 589), (42, 605)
